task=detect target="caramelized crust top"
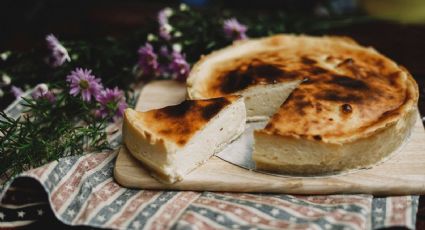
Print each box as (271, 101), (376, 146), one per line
(127, 96), (239, 146)
(187, 35), (419, 143)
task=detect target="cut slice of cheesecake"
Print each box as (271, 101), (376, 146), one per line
(122, 96), (246, 183)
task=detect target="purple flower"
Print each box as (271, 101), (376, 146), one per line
(66, 68), (103, 102)
(10, 86), (23, 99)
(223, 18), (248, 40)
(45, 34), (70, 67)
(96, 87), (127, 120)
(157, 46), (172, 76)
(157, 8), (173, 26)
(159, 24), (173, 41)
(159, 46), (170, 57)
(169, 51), (190, 82)
(138, 43), (159, 77)
(157, 8), (173, 40)
(31, 84), (55, 103)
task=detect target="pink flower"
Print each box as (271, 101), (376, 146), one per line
(45, 34), (70, 67)
(66, 68), (103, 102)
(96, 87), (127, 120)
(223, 18), (248, 40)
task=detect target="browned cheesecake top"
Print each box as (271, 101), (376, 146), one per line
(187, 35), (418, 143)
(124, 95), (240, 146)
(207, 56), (305, 96)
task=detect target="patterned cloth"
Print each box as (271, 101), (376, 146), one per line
(0, 151), (419, 230)
(0, 89), (419, 230)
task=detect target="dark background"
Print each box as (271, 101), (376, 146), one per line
(1, 0), (425, 229)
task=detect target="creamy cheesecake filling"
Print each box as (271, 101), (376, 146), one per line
(253, 108), (418, 175)
(123, 97), (246, 183)
(241, 81), (302, 120)
(168, 98), (246, 180)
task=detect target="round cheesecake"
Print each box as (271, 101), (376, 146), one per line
(187, 34), (419, 175)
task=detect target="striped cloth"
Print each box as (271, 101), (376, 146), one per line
(0, 151), (419, 230)
(0, 89), (419, 230)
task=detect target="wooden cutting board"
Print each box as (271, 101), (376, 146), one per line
(114, 80), (425, 195)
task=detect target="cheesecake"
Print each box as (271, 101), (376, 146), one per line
(187, 34), (419, 175)
(122, 96), (246, 183)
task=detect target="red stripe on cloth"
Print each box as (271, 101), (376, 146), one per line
(146, 192), (200, 230)
(74, 180), (122, 223)
(293, 195), (371, 207)
(212, 193), (365, 229)
(28, 160), (58, 180)
(108, 191), (160, 229)
(263, 197), (367, 228)
(34, 164), (54, 179)
(25, 162), (51, 179)
(50, 153), (112, 212)
(389, 196), (409, 226)
(195, 197), (292, 229)
(27, 167), (44, 178)
(179, 211), (221, 230)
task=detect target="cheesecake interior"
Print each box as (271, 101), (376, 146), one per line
(241, 80), (302, 121)
(123, 97), (246, 183)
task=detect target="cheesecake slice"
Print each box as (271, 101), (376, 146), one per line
(122, 96), (246, 183)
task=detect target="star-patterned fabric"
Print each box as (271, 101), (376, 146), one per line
(0, 150), (419, 229)
(0, 89), (419, 230)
